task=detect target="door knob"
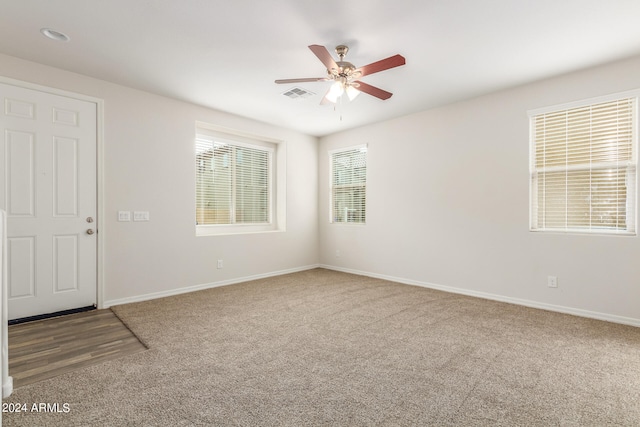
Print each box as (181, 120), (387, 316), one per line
(86, 229), (95, 235)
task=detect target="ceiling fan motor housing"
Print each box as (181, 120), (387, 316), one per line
(328, 62), (358, 79)
(328, 45), (360, 82)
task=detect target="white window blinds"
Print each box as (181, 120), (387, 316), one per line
(330, 146), (367, 223)
(530, 96), (637, 234)
(196, 136), (271, 225)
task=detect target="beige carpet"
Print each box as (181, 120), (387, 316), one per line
(3, 268), (640, 426)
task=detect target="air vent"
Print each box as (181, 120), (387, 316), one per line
(282, 87), (315, 99)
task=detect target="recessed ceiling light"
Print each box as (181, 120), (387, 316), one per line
(40, 28), (70, 42)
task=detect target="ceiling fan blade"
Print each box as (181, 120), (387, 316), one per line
(353, 81), (393, 100)
(356, 54), (406, 77)
(309, 45), (338, 71)
(275, 78), (329, 84)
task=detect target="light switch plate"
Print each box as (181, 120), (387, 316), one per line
(118, 211), (131, 221)
(133, 211), (149, 221)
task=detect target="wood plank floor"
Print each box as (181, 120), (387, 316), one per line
(8, 309), (147, 388)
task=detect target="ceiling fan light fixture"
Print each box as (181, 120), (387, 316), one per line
(345, 85), (360, 101)
(326, 81), (344, 103)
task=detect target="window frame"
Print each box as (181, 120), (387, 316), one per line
(329, 144), (368, 225)
(528, 90), (638, 236)
(195, 122), (286, 236)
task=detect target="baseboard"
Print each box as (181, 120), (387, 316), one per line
(3, 376), (13, 398)
(320, 264), (640, 328)
(103, 264), (321, 308)
(104, 262), (640, 328)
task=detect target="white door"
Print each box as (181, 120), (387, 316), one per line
(0, 82), (97, 320)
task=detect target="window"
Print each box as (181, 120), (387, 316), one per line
(330, 145), (367, 223)
(196, 123), (285, 235)
(529, 93), (637, 234)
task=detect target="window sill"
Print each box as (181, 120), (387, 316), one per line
(529, 228), (636, 237)
(196, 224), (283, 237)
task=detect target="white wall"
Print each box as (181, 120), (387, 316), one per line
(2, 51), (639, 326)
(319, 55), (640, 326)
(0, 53), (319, 306)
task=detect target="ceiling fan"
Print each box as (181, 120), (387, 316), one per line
(275, 44), (406, 104)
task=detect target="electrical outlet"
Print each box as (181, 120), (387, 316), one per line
(547, 276), (558, 288)
(217, 259), (223, 269)
(336, 249), (340, 257)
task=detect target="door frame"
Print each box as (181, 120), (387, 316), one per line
(0, 76), (105, 310)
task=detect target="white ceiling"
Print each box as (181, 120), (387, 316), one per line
(2, 0), (640, 137)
